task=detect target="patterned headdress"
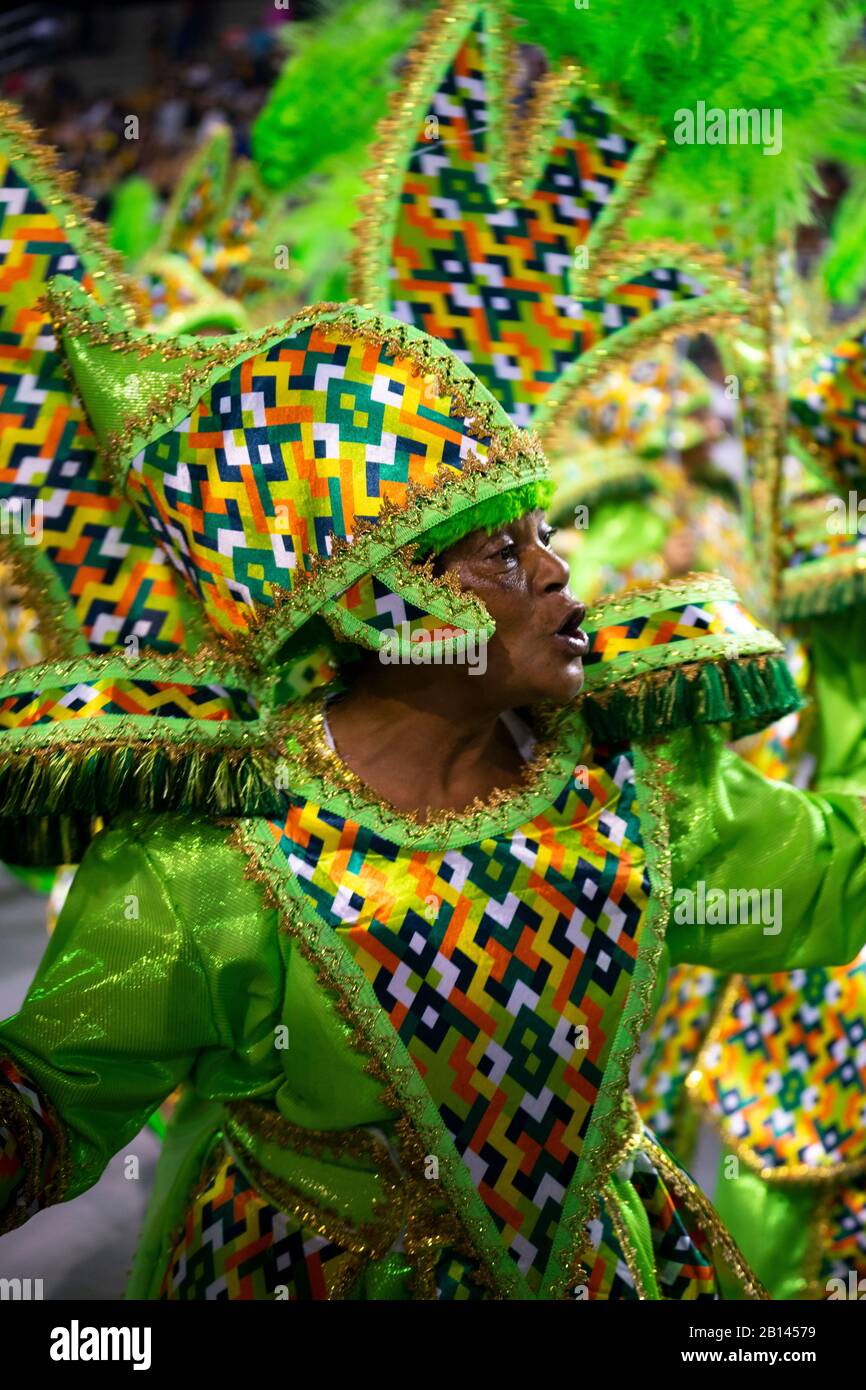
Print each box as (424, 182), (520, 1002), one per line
(0, 6), (801, 863)
(0, 100), (553, 861)
(779, 323), (866, 621)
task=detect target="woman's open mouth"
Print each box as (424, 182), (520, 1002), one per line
(552, 608), (589, 657)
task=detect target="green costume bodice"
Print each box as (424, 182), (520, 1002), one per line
(4, 682), (866, 1300)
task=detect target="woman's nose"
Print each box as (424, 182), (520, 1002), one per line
(535, 542), (571, 593)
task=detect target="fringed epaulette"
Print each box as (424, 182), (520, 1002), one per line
(0, 653), (291, 866)
(779, 492), (866, 622)
(580, 573), (802, 744)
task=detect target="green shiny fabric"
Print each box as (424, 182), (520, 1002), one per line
(660, 724), (866, 973)
(3, 733), (866, 1297)
(803, 607), (866, 793)
(607, 1170), (662, 1299)
(712, 1165), (819, 1301)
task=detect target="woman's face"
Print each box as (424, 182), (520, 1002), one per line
(436, 509), (588, 706)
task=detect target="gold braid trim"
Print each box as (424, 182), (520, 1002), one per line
(803, 1190), (838, 1301)
(640, 1127), (769, 1300)
(222, 1097), (479, 1295)
(279, 686), (572, 843)
(222, 1129), (403, 1258)
(536, 308), (745, 453)
(0, 536), (79, 665)
(583, 239), (741, 302)
(43, 289), (533, 481)
(586, 570), (738, 618)
(227, 819), (507, 1298)
(0, 98), (143, 321)
(350, 0), (479, 306)
(603, 1094), (655, 1300)
(562, 1096), (644, 1298)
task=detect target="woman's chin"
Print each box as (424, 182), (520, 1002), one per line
(524, 662), (585, 707)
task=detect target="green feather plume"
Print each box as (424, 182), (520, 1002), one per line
(821, 171), (866, 306)
(253, 0), (432, 191)
(507, 0), (866, 249)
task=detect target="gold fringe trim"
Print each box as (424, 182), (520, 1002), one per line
(0, 536), (79, 665)
(280, 685), (572, 842)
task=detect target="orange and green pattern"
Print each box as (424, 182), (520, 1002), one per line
(695, 955), (866, 1172)
(584, 598), (766, 676)
(381, 22), (702, 428)
(128, 323), (494, 640)
(159, 1145), (364, 1300)
(269, 746), (650, 1293)
(632, 963), (723, 1154)
(0, 677), (258, 730)
(582, 1142), (718, 1299)
(820, 1183), (866, 1292)
(790, 328), (866, 487)
(0, 138), (188, 655)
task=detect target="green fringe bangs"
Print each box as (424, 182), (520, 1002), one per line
(581, 652), (802, 745)
(413, 480), (556, 556)
(0, 742), (285, 867)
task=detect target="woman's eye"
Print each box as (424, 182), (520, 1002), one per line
(498, 542), (519, 564)
(540, 526), (557, 547)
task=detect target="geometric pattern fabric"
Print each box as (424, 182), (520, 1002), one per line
(0, 138), (188, 655)
(0, 676), (258, 729)
(633, 962), (723, 1148)
(128, 324), (496, 640)
(583, 598), (766, 672)
(790, 328), (866, 488)
(695, 953), (866, 1172)
(378, 21), (701, 427)
(269, 744), (650, 1293)
(158, 1146), (363, 1301)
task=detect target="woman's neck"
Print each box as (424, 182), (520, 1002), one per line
(324, 670), (529, 816)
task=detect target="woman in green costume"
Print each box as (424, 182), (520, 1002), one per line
(5, 14), (866, 1301)
(3, 255), (866, 1302)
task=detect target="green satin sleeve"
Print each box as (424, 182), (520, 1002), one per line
(711, 1162), (820, 1300)
(644, 725), (866, 973)
(804, 607), (866, 792)
(0, 812), (283, 1203)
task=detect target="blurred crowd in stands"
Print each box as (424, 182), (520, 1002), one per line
(1, 2), (313, 216)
